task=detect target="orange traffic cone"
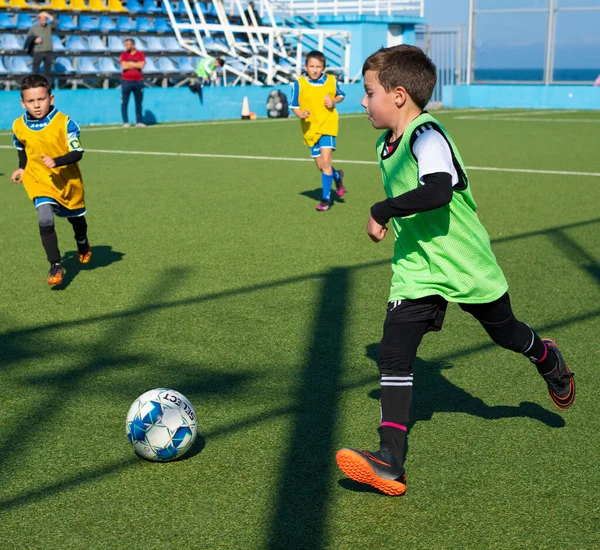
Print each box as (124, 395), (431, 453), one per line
(241, 96), (251, 120)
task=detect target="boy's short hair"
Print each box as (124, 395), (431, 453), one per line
(20, 74), (51, 95)
(305, 50), (326, 67)
(216, 58), (225, 66)
(362, 45), (437, 109)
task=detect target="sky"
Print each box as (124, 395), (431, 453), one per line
(423, 0), (600, 68)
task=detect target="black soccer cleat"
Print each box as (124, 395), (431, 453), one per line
(541, 339), (575, 410)
(336, 448), (406, 496)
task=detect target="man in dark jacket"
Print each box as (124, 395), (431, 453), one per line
(27, 11), (57, 77)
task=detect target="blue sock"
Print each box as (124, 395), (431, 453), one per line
(322, 172), (333, 201)
(332, 168), (340, 183)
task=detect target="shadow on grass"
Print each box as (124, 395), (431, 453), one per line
(365, 343), (565, 429)
(51, 245), (125, 290)
(299, 187), (346, 208)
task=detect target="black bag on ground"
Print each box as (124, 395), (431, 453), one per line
(266, 90), (289, 118)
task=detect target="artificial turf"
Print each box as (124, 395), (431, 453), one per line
(1, 109), (599, 549)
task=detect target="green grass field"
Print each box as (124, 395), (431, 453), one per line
(1, 109), (599, 549)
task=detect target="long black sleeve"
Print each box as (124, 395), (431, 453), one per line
(53, 150), (84, 167)
(370, 172), (454, 226)
(18, 149), (28, 169)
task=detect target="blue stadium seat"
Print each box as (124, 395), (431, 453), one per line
(163, 36), (184, 51)
(143, 0), (160, 13)
(98, 57), (120, 73)
(0, 13), (16, 30)
(10, 56), (31, 74)
(16, 14), (34, 31)
(125, 0), (143, 12)
(153, 17), (170, 33)
(55, 57), (76, 73)
(145, 36), (163, 51)
(108, 35), (124, 51)
(143, 57), (158, 72)
(0, 58), (7, 75)
(117, 16), (136, 32)
(77, 57), (98, 73)
(136, 17), (153, 32)
(1, 34), (22, 50)
(79, 15), (100, 31)
(99, 15), (117, 32)
(88, 36), (106, 52)
(157, 57), (177, 73)
(58, 15), (78, 31)
(177, 57), (194, 72)
(52, 35), (67, 52)
(66, 36), (90, 51)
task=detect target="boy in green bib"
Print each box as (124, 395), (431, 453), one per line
(335, 45), (575, 496)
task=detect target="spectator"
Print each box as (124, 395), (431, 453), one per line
(27, 11), (57, 78)
(120, 38), (146, 128)
(244, 2), (261, 26)
(194, 56), (225, 86)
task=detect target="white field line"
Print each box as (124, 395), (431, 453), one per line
(455, 109), (578, 119)
(1, 144), (599, 177)
(453, 116), (600, 123)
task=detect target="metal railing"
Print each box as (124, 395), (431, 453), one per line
(263, 0), (424, 17)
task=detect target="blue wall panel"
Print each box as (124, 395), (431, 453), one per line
(0, 83), (368, 130)
(444, 84), (600, 110)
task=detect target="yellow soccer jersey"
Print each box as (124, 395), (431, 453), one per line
(297, 74), (340, 146)
(13, 108), (85, 210)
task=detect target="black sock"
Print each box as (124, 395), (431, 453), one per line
(522, 327), (558, 375)
(379, 377), (413, 468)
(68, 216), (88, 249)
(39, 224), (61, 264)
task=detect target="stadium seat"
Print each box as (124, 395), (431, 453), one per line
(80, 15), (100, 30)
(0, 58), (7, 75)
(145, 35), (162, 51)
(88, 35), (106, 51)
(10, 56), (30, 74)
(0, 13), (15, 30)
(163, 36), (184, 51)
(52, 34), (66, 51)
(65, 35), (89, 51)
(98, 56), (120, 73)
(70, 0), (90, 10)
(0, 0), (7, 8)
(89, 0), (106, 10)
(15, 13), (33, 30)
(55, 56), (76, 73)
(77, 57), (97, 73)
(125, 0), (142, 12)
(142, 0), (159, 13)
(50, 0), (68, 9)
(107, 0), (127, 11)
(132, 36), (146, 49)
(143, 57), (158, 72)
(107, 35), (123, 51)
(117, 16), (135, 31)
(1, 33), (22, 50)
(9, 0), (28, 8)
(153, 17), (170, 33)
(136, 16), (152, 32)
(58, 14), (78, 31)
(177, 56), (193, 72)
(157, 56), (177, 73)
(99, 15), (116, 31)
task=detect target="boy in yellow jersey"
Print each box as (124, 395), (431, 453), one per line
(11, 74), (91, 286)
(290, 50), (346, 211)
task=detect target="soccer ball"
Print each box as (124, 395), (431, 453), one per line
(126, 388), (198, 461)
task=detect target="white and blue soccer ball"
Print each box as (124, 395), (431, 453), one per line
(126, 388), (198, 462)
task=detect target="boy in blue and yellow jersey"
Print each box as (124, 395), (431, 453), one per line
(290, 50), (345, 211)
(11, 74), (91, 286)
(335, 46), (575, 496)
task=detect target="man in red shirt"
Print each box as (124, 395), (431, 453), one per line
(120, 38), (146, 128)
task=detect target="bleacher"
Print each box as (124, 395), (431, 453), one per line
(0, 0), (244, 88)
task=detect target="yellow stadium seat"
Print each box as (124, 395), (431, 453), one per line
(9, 0), (28, 8)
(107, 0), (126, 11)
(0, 0), (9, 8)
(50, 0), (68, 9)
(69, 0), (89, 9)
(88, 0), (106, 10)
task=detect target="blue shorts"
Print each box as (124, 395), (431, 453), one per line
(34, 197), (87, 218)
(309, 135), (336, 158)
